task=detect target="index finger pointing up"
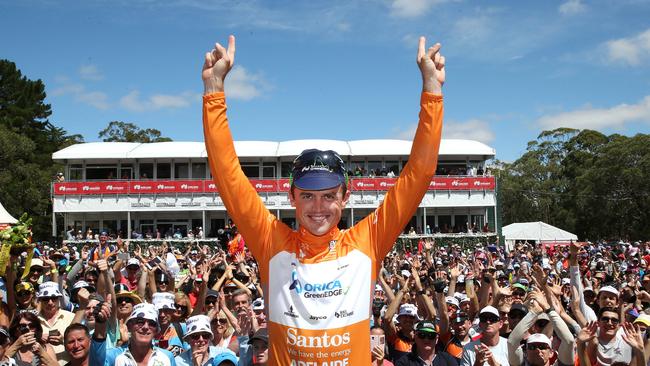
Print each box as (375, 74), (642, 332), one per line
(228, 35), (236, 63)
(417, 36), (426, 61)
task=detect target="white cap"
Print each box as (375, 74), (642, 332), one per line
(599, 286), (619, 297)
(152, 292), (176, 311)
(445, 296), (460, 308)
(374, 284), (384, 293)
(527, 333), (552, 346)
(127, 258), (140, 267)
(73, 280), (94, 291)
(127, 303), (159, 325)
(479, 306), (500, 318)
(37, 281), (63, 298)
(397, 304), (421, 320)
(184, 315), (213, 339)
(401, 269), (411, 278)
(252, 298), (264, 311)
(561, 278), (571, 286)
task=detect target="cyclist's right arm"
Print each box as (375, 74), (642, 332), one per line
(202, 35), (272, 261)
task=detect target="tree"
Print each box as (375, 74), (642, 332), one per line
(0, 59), (82, 240)
(98, 121), (172, 142)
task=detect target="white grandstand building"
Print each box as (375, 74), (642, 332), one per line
(51, 139), (497, 239)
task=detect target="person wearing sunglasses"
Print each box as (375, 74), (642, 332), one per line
(202, 34), (445, 365)
(175, 315), (237, 366)
(395, 321), (455, 366)
(109, 284), (143, 348)
(91, 303), (177, 366)
(524, 333), (555, 366)
(35, 281), (74, 365)
(460, 306), (509, 366)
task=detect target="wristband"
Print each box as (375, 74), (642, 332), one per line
(50, 269), (58, 274)
(545, 307), (555, 314)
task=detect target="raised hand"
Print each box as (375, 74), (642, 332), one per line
(621, 322), (645, 351)
(203, 35), (236, 94)
(577, 321), (598, 345)
(416, 37), (445, 94)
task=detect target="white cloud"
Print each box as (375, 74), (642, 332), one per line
(224, 66), (269, 101)
(558, 0), (586, 16)
(49, 81), (110, 110)
(391, 0), (435, 18)
(79, 64), (104, 81)
(604, 29), (650, 66)
(393, 119), (495, 143)
(76, 91), (110, 110)
(119, 90), (200, 112)
(536, 96), (650, 130)
(451, 15), (493, 45)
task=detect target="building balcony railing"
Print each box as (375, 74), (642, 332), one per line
(53, 176), (495, 196)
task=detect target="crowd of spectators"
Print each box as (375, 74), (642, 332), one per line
(1, 233), (648, 365)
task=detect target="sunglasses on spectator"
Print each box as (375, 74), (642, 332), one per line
(527, 344), (550, 351)
(118, 297), (134, 304)
(205, 298), (218, 305)
(30, 267), (43, 274)
(189, 332), (211, 341)
(133, 318), (157, 329)
(416, 332), (437, 340)
(17, 291), (32, 297)
(41, 297), (59, 303)
(175, 304), (188, 312)
(479, 315), (500, 324)
(512, 290), (526, 297)
(599, 316), (620, 324)
(215, 318), (228, 324)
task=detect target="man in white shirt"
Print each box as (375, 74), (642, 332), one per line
(460, 306), (509, 366)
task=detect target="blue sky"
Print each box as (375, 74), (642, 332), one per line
(2, 0), (650, 161)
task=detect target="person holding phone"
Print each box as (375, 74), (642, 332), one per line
(371, 326), (394, 366)
(5, 311), (58, 366)
(35, 282), (75, 365)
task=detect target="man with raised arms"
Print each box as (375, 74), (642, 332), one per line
(202, 34), (445, 365)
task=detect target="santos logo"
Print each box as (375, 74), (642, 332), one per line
(286, 327), (351, 348)
(293, 280), (349, 299)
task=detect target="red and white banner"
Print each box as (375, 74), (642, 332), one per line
(54, 176), (495, 195)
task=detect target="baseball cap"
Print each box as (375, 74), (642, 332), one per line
(509, 303), (529, 317)
(480, 306), (500, 318)
(415, 320), (439, 334)
(634, 314), (650, 327)
(512, 283), (528, 292)
(126, 258), (140, 268)
(527, 333), (552, 346)
(184, 315), (213, 340)
(206, 289), (219, 299)
(252, 298), (264, 311)
(291, 149), (347, 191)
(397, 304), (421, 320)
(30, 258), (44, 269)
(250, 328), (268, 343)
(212, 351), (238, 365)
(73, 280), (96, 293)
(599, 286), (619, 297)
(445, 296), (460, 308)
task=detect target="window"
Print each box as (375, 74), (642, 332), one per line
(367, 161), (382, 177)
(175, 163), (189, 179)
(157, 163), (171, 179)
(385, 161), (398, 176)
(454, 215), (468, 232)
(69, 164), (83, 181)
(192, 163), (206, 179)
(438, 215), (451, 233)
(86, 164), (117, 180)
(241, 163), (259, 178)
(139, 163), (153, 179)
(120, 164), (133, 180)
(262, 162), (276, 178)
(281, 162), (292, 178)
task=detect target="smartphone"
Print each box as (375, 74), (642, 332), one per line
(147, 257), (162, 268)
(370, 334), (385, 350)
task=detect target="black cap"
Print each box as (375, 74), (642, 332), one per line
(291, 149), (347, 191)
(415, 320), (438, 334)
(250, 328), (268, 343)
(509, 303), (529, 316)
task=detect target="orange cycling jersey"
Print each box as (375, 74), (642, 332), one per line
(203, 92), (443, 366)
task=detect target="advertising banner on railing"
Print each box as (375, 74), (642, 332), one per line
(54, 176), (495, 196)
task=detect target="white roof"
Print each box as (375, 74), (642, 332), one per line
(0, 201), (17, 225)
(502, 222), (578, 242)
(53, 139), (495, 160)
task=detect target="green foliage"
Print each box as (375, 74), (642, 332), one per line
(0, 213), (32, 245)
(497, 128), (650, 241)
(98, 121), (172, 142)
(0, 59), (83, 240)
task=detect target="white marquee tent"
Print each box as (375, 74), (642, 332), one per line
(0, 201), (17, 225)
(503, 221), (577, 250)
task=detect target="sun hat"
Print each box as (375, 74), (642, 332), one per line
(184, 315), (213, 340)
(37, 281), (63, 298)
(15, 282), (34, 293)
(152, 292), (176, 311)
(114, 284), (142, 305)
(291, 149), (347, 191)
(127, 303), (158, 325)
